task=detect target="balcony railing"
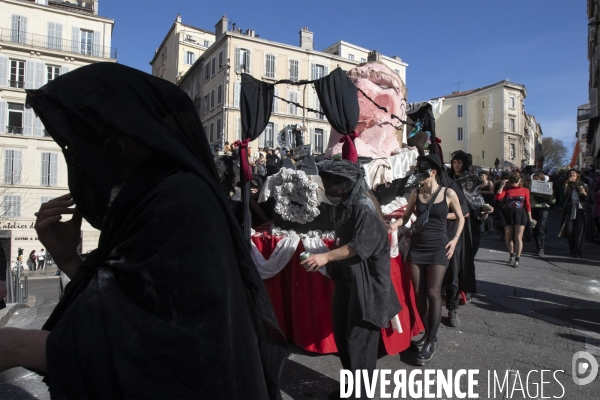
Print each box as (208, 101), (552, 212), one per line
(577, 112), (591, 121)
(6, 127), (23, 135)
(8, 80), (25, 88)
(0, 28), (117, 59)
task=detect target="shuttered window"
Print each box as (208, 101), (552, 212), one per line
(4, 150), (22, 184)
(47, 22), (62, 50)
(314, 128), (324, 154)
(11, 15), (27, 44)
(265, 54), (276, 78)
(3, 195), (21, 217)
(288, 91), (298, 115)
(41, 152), (58, 186)
(289, 59), (299, 82)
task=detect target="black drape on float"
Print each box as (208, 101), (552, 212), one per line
(406, 102), (440, 158)
(313, 68), (360, 162)
(240, 73), (274, 240)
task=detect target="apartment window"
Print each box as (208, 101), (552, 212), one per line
(510, 118), (515, 133)
(482, 100), (485, 109)
(289, 59), (299, 82)
(272, 88), (279, 113)
(264, 123), (275, 148)
(203, 94), (209, 114)
(211, 57), (216, 76)
(203, 40), (209, 47)
(457, 104), (463, 118)
(235, 48), (250, 73)
(216, 118), (222, 141)
(457, 127), (463, 141)
(314, 128), (324, 154)
(7, 103), (24, 134)
(360, 58), (366, 63)
(209, 122), (214, 143)
(47, 65), (60, 82)
(217, 84), (223, 105)
(314, 94), (325, 120)
(185, 51), (195, 65)
(41, 152), (58, 187)
(510, 143), (515, 159)
(210, 90), (215, 109)
(11, 15), (27, 44)
(9, 60), (25, 88)
(482, 126), (485, 134)
(311, 64), (326, 80)
(234, 82), (241, 107)
(395, 69), (400, 75)
(204, 63), (211, 81)
(348, 54), (355, 61)
(80, 30), (93, 55)
(47, 22), (62, 50)
(265, 53), (276, 78)
(218, 50), (224, 68)
(3, 195), (21, 217)
(41, 196), (56, 205)
(289, 91), (298, 115)
(4, 150), (22, 184)
(509, 96), (515, 109)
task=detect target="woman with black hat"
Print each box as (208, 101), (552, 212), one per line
(559, 169), (588, 257)
(390, 154), (464, 365)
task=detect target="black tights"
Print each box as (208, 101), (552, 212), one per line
(410, 263), (448, 341)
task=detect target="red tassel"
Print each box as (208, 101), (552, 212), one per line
(232, 139), (253, 183)
(339, 130), (360, 163)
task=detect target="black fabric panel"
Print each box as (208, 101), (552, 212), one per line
(406, 102), (438, 153)
(313, 68), (359, 136)
(241, 73), (274, 141)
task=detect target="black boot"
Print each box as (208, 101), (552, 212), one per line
(416, 338), (437, 365)
(410, 333), (427, 351)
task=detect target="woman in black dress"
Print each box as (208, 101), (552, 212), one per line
(559, 169), (588, 257)
(390, 154), (464, 365)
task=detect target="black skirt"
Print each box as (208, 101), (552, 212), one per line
(502, 207), (528, 226)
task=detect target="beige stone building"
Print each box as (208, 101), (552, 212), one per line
(576, 103), (593, 168)
(0, 0), (115, 261)
(151, 15), (408, 156)
(433, 80), (540, 169)
(587, 0), (600, 168)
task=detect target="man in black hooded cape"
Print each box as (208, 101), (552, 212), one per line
(14, 63), (287, 399)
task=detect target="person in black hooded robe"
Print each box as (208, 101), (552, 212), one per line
(442, 150), (475, 327)
(301, 159), (400, 399)
(0, 63), (287, 399)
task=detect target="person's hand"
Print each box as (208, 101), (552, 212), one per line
(34, 194), (82, 269)
(301, 253), (329, 272)
(500, 179), (508, 188)
(445, 238), (458, 259)
(387, 221), (396, 233)
(0, 280), (6, 301)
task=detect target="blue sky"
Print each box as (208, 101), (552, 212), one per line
(102, 0), (587, 151)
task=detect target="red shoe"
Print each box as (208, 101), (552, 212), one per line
(459, 291), (467, 305)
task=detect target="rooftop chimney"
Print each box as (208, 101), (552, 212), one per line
(215, 15), (228, 40)
(367, 50), (381, 62)
(299, 27), (313, 51)
(176, 14), (181, 23)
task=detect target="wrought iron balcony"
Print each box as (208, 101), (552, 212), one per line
(577, 112), (591, 121)
(0, 28), (117, 59)
(6, 127), (23, 135)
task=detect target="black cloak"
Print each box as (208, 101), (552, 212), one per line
(26, 63), (287, 399)
(319, 160), (401, 328)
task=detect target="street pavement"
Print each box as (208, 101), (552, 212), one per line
(1, 208), (599, 399)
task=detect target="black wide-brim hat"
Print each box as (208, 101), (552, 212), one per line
(416, 154), (443, 175)
(450, 150), (472, 169)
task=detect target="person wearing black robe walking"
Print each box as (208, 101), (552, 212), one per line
(442, 150), (476, 327)
(301, 159), (400, 399)
(0, 63), (287, 399)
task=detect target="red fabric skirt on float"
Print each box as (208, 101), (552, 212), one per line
(252, 227), (424, 355)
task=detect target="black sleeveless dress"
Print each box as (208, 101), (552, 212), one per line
(408, 188), (450, 267)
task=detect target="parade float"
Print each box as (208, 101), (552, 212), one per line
(232, 61), (445, 354)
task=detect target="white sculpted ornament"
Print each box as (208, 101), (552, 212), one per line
(273, 169), (320, 224)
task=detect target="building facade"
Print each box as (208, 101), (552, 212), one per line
(576, 103), (593, 168)
(0, 0), (115, 260)
(587, 0), (600, 168)
(433, 80), (539, 168)
(151, 15), (408, 156)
